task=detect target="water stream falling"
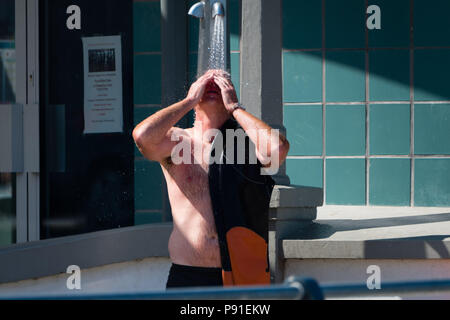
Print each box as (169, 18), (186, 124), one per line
(208, 15), (226, 71)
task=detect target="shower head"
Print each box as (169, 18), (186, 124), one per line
(188, 1), (205, 19)
(212, 2), (225, 18)
(188, 0), (230, 77)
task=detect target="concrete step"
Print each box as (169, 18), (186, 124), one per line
(281, 206), (450, 299)
(282, 206), (450, 259)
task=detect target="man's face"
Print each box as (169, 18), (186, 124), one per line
(199, 79), (224, 110)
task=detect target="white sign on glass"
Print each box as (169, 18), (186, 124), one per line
(82, 35), (123, 134)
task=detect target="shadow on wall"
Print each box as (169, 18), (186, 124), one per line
(283, 49), (450, 103)
(285, 212), (450, 258)
(290, 212), (450, 240)
(364, 235), (450, 259)
(282, 0), (450, 103)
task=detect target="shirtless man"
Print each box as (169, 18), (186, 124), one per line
(133, 69), (289, 288)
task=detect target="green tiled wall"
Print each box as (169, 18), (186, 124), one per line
(414, 0), (450, 47)
(283, 0), (450, 206)
(188, 0), (199, 53)
(134, 160), (163, 211)
(325, 0), (365, 49)
(414, 104), (450, 155)
(326, 159), (366, 205)
(135, 211), (164, 225)
(326, 51), (365, 102)
(414, 49), (450, 101)
(287, 159), (323, 188)
(368, 0), (410, 48)
(326, 105), (365, 156)
(188, 52), (198, 83)
(133, 0), (163, 224)
(134, 54), (162, 105)
(230, 52), (240, 99)
(283, 0), (322, 50)
(369, 159), (411, 206)
(228, 0), (241, 52)
(284, 105), (322, 156)
(133, 1), (161, 52)
(369, 50), (410, 101)
(370, 104), (410, 155)
(283, 51), (322, 103)
(415, 159), (450, 207)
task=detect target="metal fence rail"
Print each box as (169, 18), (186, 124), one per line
(321, 279), (450, 298)
(2, 277), (450, 300)
(2, 284), (304, 301)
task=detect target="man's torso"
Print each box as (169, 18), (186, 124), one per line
(160, 128), (222, 268)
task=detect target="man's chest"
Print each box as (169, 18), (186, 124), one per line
(165, 136), (213, 198)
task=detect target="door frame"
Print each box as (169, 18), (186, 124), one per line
(14, 0), (40, 243)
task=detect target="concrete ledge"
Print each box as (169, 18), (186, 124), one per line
(269, 207), (317, 221)
(281, 206), (450, 260)
(0, 223), (172, 284)
(283, 239), (450, 259)
(268, 185), (324, 283)
(270, 185), (323, 209)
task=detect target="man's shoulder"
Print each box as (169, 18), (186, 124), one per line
(159, 127), (191, 168)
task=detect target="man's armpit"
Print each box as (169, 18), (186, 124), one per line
(163, 156), (174, 167)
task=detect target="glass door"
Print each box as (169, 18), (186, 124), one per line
(0, 0), (38, 246)
(40, 0), (135, 239)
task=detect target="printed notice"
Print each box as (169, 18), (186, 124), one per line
(82, 36), (123, 134)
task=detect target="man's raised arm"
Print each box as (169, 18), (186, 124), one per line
(132, 71), (215, 162)
(213, 72), (290, 171)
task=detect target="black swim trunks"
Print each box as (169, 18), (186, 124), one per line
(166, 264), (223, 289)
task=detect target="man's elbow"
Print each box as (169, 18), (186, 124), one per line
(278, 136), (290, 165)
(261, 137), (290, 170)
(132, 126), (145, 151)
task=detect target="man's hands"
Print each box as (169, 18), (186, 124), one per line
(187, 69), (239, 114)
(213, 71), (239, 114)
(186, 70), (216, 106)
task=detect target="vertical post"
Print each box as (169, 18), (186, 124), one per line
(161, 0), (188, 221)
(240, 0), (290, 186)
(241, 0), (324, 283)
(26, 0), (41, 242)
(15, 0), (28, 243)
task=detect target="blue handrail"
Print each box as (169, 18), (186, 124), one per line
(321, 279), (450, 298)
(2, 283), (305, 301)
(2, 277), (450, 300)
